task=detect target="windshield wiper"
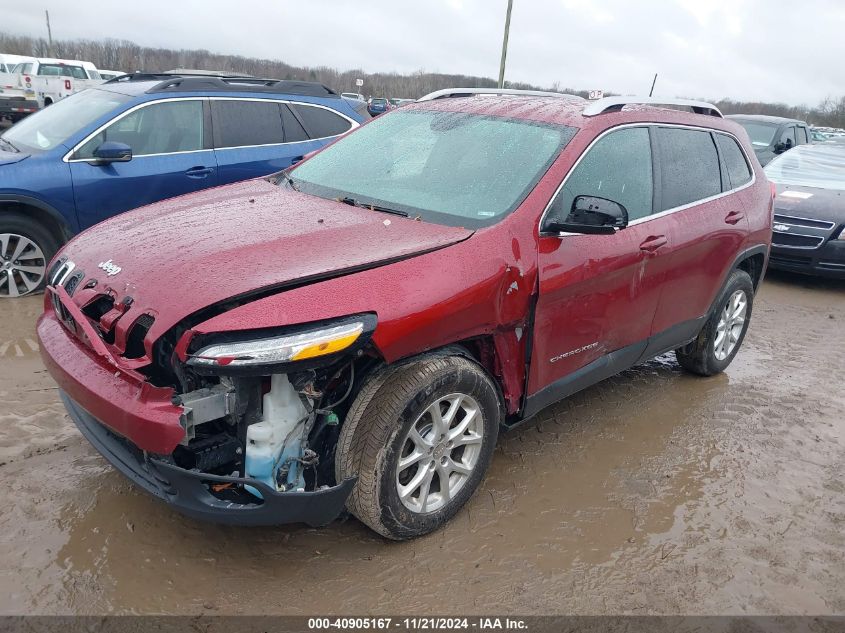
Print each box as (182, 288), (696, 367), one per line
(0, 137), (19, 153)
(269, 169), (298, 191)
(338, 197), (409, 217)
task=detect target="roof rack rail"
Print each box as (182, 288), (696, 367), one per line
(165, 68), (254, 77)
(582, 96), (723, 118)
(417, 88), (585, 102)
(105, 72), (177, 83)
(104, 72), (340, 98)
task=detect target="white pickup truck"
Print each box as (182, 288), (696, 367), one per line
(0, 54), (37, 122)
(0, 57), (104, 122)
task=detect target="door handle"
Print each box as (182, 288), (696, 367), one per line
(724, 210), (745, 225)
(639, 235), (668, 252)
(290, 155), (305, 165)
(186, 166), (214, 178)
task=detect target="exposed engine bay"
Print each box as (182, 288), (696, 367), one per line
(169, 359), (364, 503)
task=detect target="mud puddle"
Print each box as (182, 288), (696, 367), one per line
(0, 270), (843, 615)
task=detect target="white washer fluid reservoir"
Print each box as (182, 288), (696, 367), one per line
(245, 374), (308, 494)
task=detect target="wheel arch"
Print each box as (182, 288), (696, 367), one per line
(354, 339), (510, 419)
(736, 249), (767, 291)
(0, 195), (72, 248)
(704, 244), (768, 321)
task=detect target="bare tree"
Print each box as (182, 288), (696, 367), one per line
(2, 31), (842, 126)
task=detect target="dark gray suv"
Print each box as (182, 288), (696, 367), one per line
(726, 114), (812, 166)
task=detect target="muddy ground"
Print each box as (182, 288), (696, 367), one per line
(0, 270), (842, 615)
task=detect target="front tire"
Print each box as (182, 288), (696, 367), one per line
(675, 269), (754, 376)
(336, 354), (502, 540)
(0, 214), (59, 298)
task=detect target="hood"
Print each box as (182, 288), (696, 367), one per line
(0, 148), (29, 166)
(774, 184), (845, 224)
(55, 179), (473, 347)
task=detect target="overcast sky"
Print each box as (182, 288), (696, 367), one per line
(5, 0), (844, 106)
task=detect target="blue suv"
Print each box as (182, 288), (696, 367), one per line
(0, 73), (367, 297)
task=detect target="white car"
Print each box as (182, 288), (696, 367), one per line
(98, 69), (127, 81)
(0, 53), (35, 75)
(8, 57), (105, 108)
(0, 53), (38, 121)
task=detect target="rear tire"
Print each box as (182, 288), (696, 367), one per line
(336, 354), (502, 540)
(0, 214), (59, 298)
(675, 269), (754, 376)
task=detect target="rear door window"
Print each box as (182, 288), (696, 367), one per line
(551, 126), (654, 222)
(292, 103), (352, 139)
(212, 99), (285, 148)
(656, 127), (722, 210)
(715, 134), (752, 190)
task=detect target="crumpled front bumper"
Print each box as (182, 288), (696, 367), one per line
(63, 392), (356, 527)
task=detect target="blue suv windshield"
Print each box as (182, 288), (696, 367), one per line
(1, 89), (131, 153)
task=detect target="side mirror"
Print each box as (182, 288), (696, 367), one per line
(93, 141), (132, 163)
(775, 138), (793, 154)
(543, 195), (629, 235)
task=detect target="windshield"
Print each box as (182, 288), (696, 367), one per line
(1, 89), (131, 152)
(289, 109), (576, 228)
(371, 99), (387, 105)
(734, 120), (779, 147)
(765, 145), (845, 190)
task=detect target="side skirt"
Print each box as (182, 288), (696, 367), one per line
(512, 316), (706, 427)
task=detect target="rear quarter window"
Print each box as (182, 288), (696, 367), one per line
(656, 127), (722, 210)
(715, 134), (752, 189)
(293, 104), (352, 139)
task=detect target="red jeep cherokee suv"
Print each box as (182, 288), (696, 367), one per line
(38, 89), (773, 539)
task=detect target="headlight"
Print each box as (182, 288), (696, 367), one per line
(186, 315), (376, 373)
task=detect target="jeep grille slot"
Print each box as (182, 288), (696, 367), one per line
(64, 271), (84, 296)
(124, 314), (155, 359)
(47, 257), (67, 285)
(82, 295), (115, 321)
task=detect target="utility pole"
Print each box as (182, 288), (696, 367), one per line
(648, 73), (658, 97)
(498, 0), (514, 89)
(45, 10), (53, 56)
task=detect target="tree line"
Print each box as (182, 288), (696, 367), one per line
(2, 31), (843, 128)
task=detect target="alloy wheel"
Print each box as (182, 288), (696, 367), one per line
(0, 233), (47, 298)
(396, 393), (484, 514)
(714, 289), (747, 361)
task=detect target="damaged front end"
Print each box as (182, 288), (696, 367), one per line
(41, 279), (376, 526)
(142, 314), (379, 525)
